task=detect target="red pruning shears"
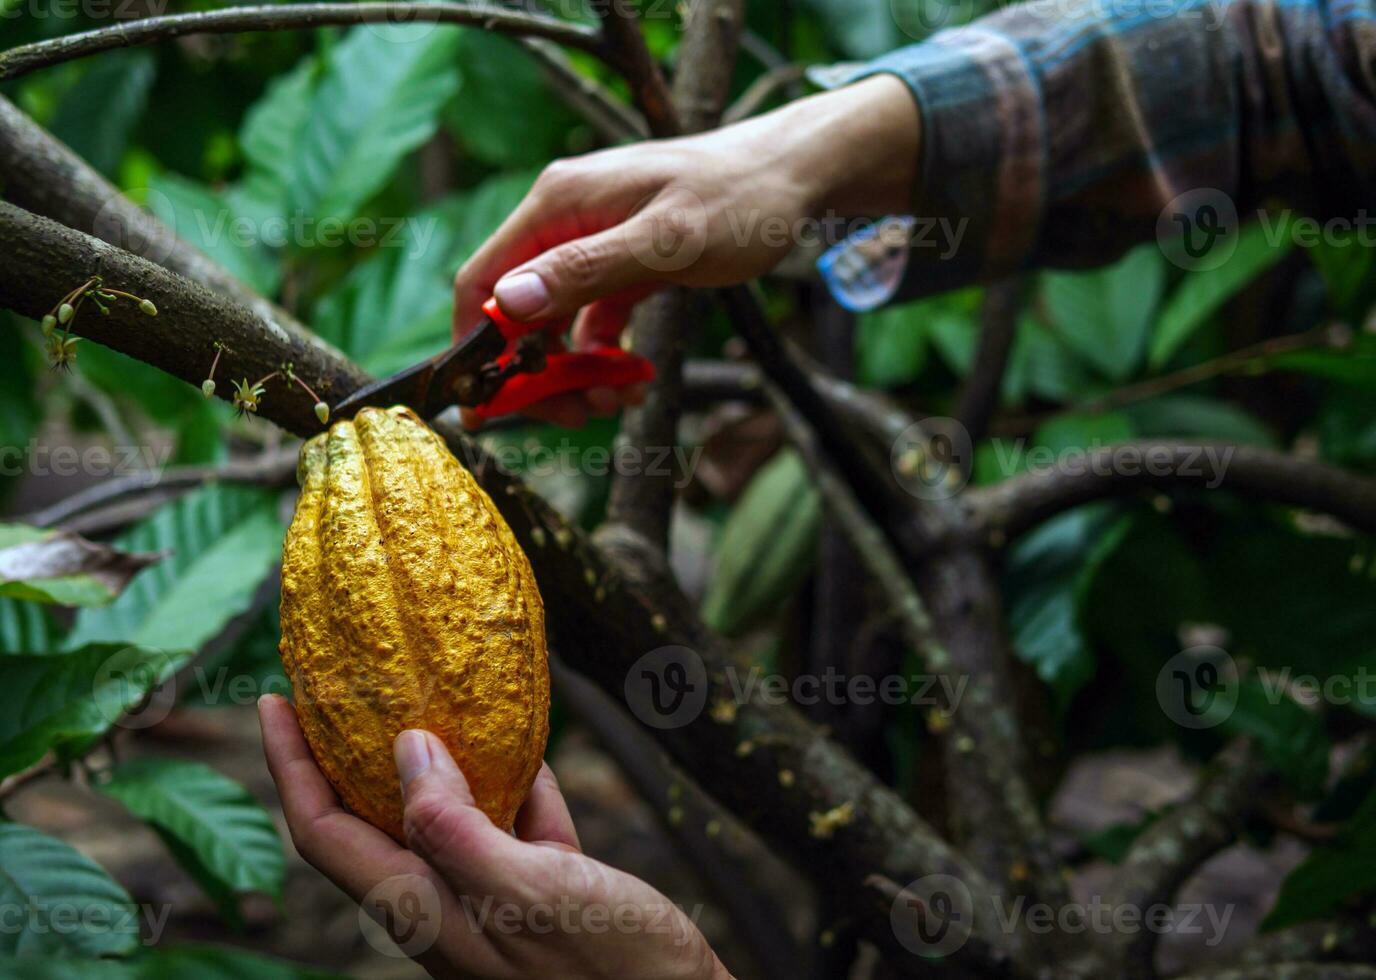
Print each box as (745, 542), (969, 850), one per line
(333, 298), (656, 422)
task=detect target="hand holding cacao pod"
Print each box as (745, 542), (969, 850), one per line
(279, 406), (550, 841)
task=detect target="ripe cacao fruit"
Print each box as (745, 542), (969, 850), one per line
(279, 405), (549, 841)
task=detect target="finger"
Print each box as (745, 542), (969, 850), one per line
(513, 763), (581, 851)
(522, 393), (590, 428)
(258, 695), (410, 900)
(492, 212), (670, 324)
(395, 730), (531, 899)
(452, 175), (624, 342)
(571, 285), (659, 349)
(583, 385), (621, 417)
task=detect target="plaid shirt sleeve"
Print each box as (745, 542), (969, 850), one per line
(826, 0), (1376, 301)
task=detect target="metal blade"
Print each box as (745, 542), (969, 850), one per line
(331, 319), (507, 420)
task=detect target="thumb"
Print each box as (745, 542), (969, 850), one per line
(394, 730), (525, 898)
(493, 211), (685, 323)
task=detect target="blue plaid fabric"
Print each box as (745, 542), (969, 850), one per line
(825, 0), (1376, 301)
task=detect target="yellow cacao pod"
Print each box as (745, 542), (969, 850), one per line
(279, 406), (549, 841)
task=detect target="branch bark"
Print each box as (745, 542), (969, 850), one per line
(0, 3), (607, 82)
(602, 0), (743, 548)
(1105, 741), (1269, 977)
(955, 279), (1022, 448)
(966, 442), (1376, 544)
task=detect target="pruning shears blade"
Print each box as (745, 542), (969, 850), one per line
(331, 317), (507, 421)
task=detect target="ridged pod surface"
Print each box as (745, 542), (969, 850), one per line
(280, 406), (549, 841)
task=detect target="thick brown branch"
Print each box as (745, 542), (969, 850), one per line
(0, 3), (607, 82)
(552, 658), (809, 980)
(593, 1), (678, 137)
(1227, 917), (1376, 969)
(967, 442), (1376, 544)
(0, 202), (366, 436)
(0, 94), (333, 359)
(1106, 741), (1269, 976)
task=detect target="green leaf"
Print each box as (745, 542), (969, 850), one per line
(1122, 395), (1278, 447)
(802, 0), (901, 56)
(0, 644), (189, 779)
(0, 823), (139, 957)
(1306, 238), (1376, 319)
(0, 946), (342, 979)
(0, 316), (41, 485)
(1003, 315), (1099, 406)
(311, 171), (534, 366)
(288, 25), (462, 225)
(97, 758), (284, 905)
(1042, 245), (1164, 381)
(701, 450), (822, 636)
(0, 597), (59, 655)
(1005, 504), (1127, 714)
(49, 50), (157, 176)
(187, 602), (290, 710)
(1208, 676), (1329, 799)
(239, 57), (321, 210)
(65, 486), (284, 653)
(1203, 524), (1376, 693)
(448, 32), (578, 168)
(1151, 217), (1296, 368)
(855, 303), (930, 388)
(0, 960), (136, 980)
(1316, 387), (1376, 472)
(1266, 331), (1376, 388)
(0, 524), (163, 607)
(133, 945), (342, 980)
(1264, 786), (1376, 930)
(147, 173), (281, 297)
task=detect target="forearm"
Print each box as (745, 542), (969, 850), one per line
(834, 0), (1376, 297)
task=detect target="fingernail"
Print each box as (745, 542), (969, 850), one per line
(494, 271), (551, 319)
(394, 730), (432, 787)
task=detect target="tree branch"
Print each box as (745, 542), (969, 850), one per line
(1105, 741), (1269, 977)
(0, 94), (334, 359)
(966, 442), (1376, 545)
(552, 658), (809, 980)
(955, 279), (1021, 448)
(592, 1), (678, 137)
(20, 449), (299, 529)
(603, 0), (743, 548)
(0, 3), (608, 82)
(519, 38), (648, 143)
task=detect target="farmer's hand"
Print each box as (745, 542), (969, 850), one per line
(453, 74), (920, 427)
(259, 694), (728, 980)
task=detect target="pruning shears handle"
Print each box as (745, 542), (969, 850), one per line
(470, 298), (656, 419)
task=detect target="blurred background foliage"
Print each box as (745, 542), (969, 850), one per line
(2, 0), (1376, 975)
